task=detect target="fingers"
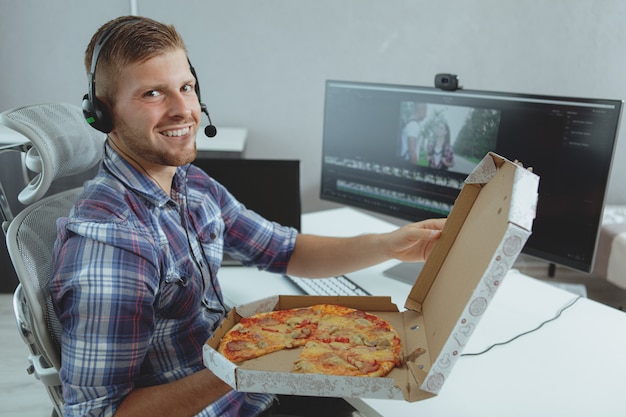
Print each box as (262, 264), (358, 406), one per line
(389, 219), (445, 262)
(404, 218), (446, 241)
(418, 217), (446, 231)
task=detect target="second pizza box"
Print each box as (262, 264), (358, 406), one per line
(204, 152), (539, 402)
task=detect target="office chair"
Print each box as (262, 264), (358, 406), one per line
(0, 103), (105, 417)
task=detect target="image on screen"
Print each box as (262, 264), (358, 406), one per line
(397, 101), (500, 175)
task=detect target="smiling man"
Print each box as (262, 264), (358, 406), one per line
(50, 16), (445, 417)
(106, 46), (200, 194)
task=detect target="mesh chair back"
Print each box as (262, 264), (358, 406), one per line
(0, 102), (105, 417)
(0, 103), (104, 205)
(6, 188), (83, 371)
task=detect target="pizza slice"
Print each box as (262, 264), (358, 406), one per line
(218, 306), (320, 362)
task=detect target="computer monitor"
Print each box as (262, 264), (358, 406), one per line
(194, 158), (301, 231)
(320, 80), (622, 276)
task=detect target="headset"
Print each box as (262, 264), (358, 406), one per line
(82, 18), (217, 136)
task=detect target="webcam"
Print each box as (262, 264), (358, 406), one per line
(435, 73), (461, 91)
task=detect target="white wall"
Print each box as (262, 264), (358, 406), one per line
(2, 0), (625, 212)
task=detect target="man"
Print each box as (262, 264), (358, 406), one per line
(50, 16), (445, 417)
(400, 102), (428, 164)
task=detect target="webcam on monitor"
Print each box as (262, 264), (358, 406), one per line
(434, 73), (461, 91)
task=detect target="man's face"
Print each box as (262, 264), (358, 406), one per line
(108, 48), (201, 172)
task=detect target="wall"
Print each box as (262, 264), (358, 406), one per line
(1, 0), (625, 214)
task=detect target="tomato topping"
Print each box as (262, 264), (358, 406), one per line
(262, 327), (280, 333)
(296, 319), (311, 328)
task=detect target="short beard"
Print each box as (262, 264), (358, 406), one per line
(114, 118), (198, 167)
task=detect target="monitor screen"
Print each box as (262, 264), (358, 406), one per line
(320, 80), (622, 273)
(194, 158), (301, 231)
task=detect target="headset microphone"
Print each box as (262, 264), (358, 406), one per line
(201, 104), (217, 137)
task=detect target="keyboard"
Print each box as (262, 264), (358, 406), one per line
(284, 274), (370, 296)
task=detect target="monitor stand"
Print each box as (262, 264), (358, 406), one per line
(383, 262), (425, 285)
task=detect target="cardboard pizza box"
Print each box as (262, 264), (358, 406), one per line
(204, 152), (539, 402)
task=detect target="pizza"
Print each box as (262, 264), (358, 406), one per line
(217, 304), (402, 377)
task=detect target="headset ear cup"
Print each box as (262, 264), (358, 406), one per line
(82, 94), (113, 133)
(94, 97), (113, 133)
(82, 93), (97, 125)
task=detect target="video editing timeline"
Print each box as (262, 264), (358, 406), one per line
(320, 80), (622, 272)
(324, 155), (461, 218)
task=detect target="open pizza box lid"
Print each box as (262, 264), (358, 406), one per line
(204, 152), (539, 402)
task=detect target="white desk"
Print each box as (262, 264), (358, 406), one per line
(0, 125), (28, 145)
(217, 207), (626, 417)
(196, 126), (247, 158)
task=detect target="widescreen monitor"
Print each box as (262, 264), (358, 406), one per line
(320, 80), (622, 274)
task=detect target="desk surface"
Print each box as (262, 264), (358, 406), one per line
(196, 126), (247, 153)
(0, 125), (27, 145)
(217, 207), (626, 417)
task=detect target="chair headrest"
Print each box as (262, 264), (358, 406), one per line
(0, 103), (105, 205)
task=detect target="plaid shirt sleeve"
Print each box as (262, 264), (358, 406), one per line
(186, 165), (297, 273)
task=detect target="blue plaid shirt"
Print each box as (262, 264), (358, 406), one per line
(51, 143), (297, 417)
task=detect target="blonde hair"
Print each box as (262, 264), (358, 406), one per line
(84, 16), (187, 104)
